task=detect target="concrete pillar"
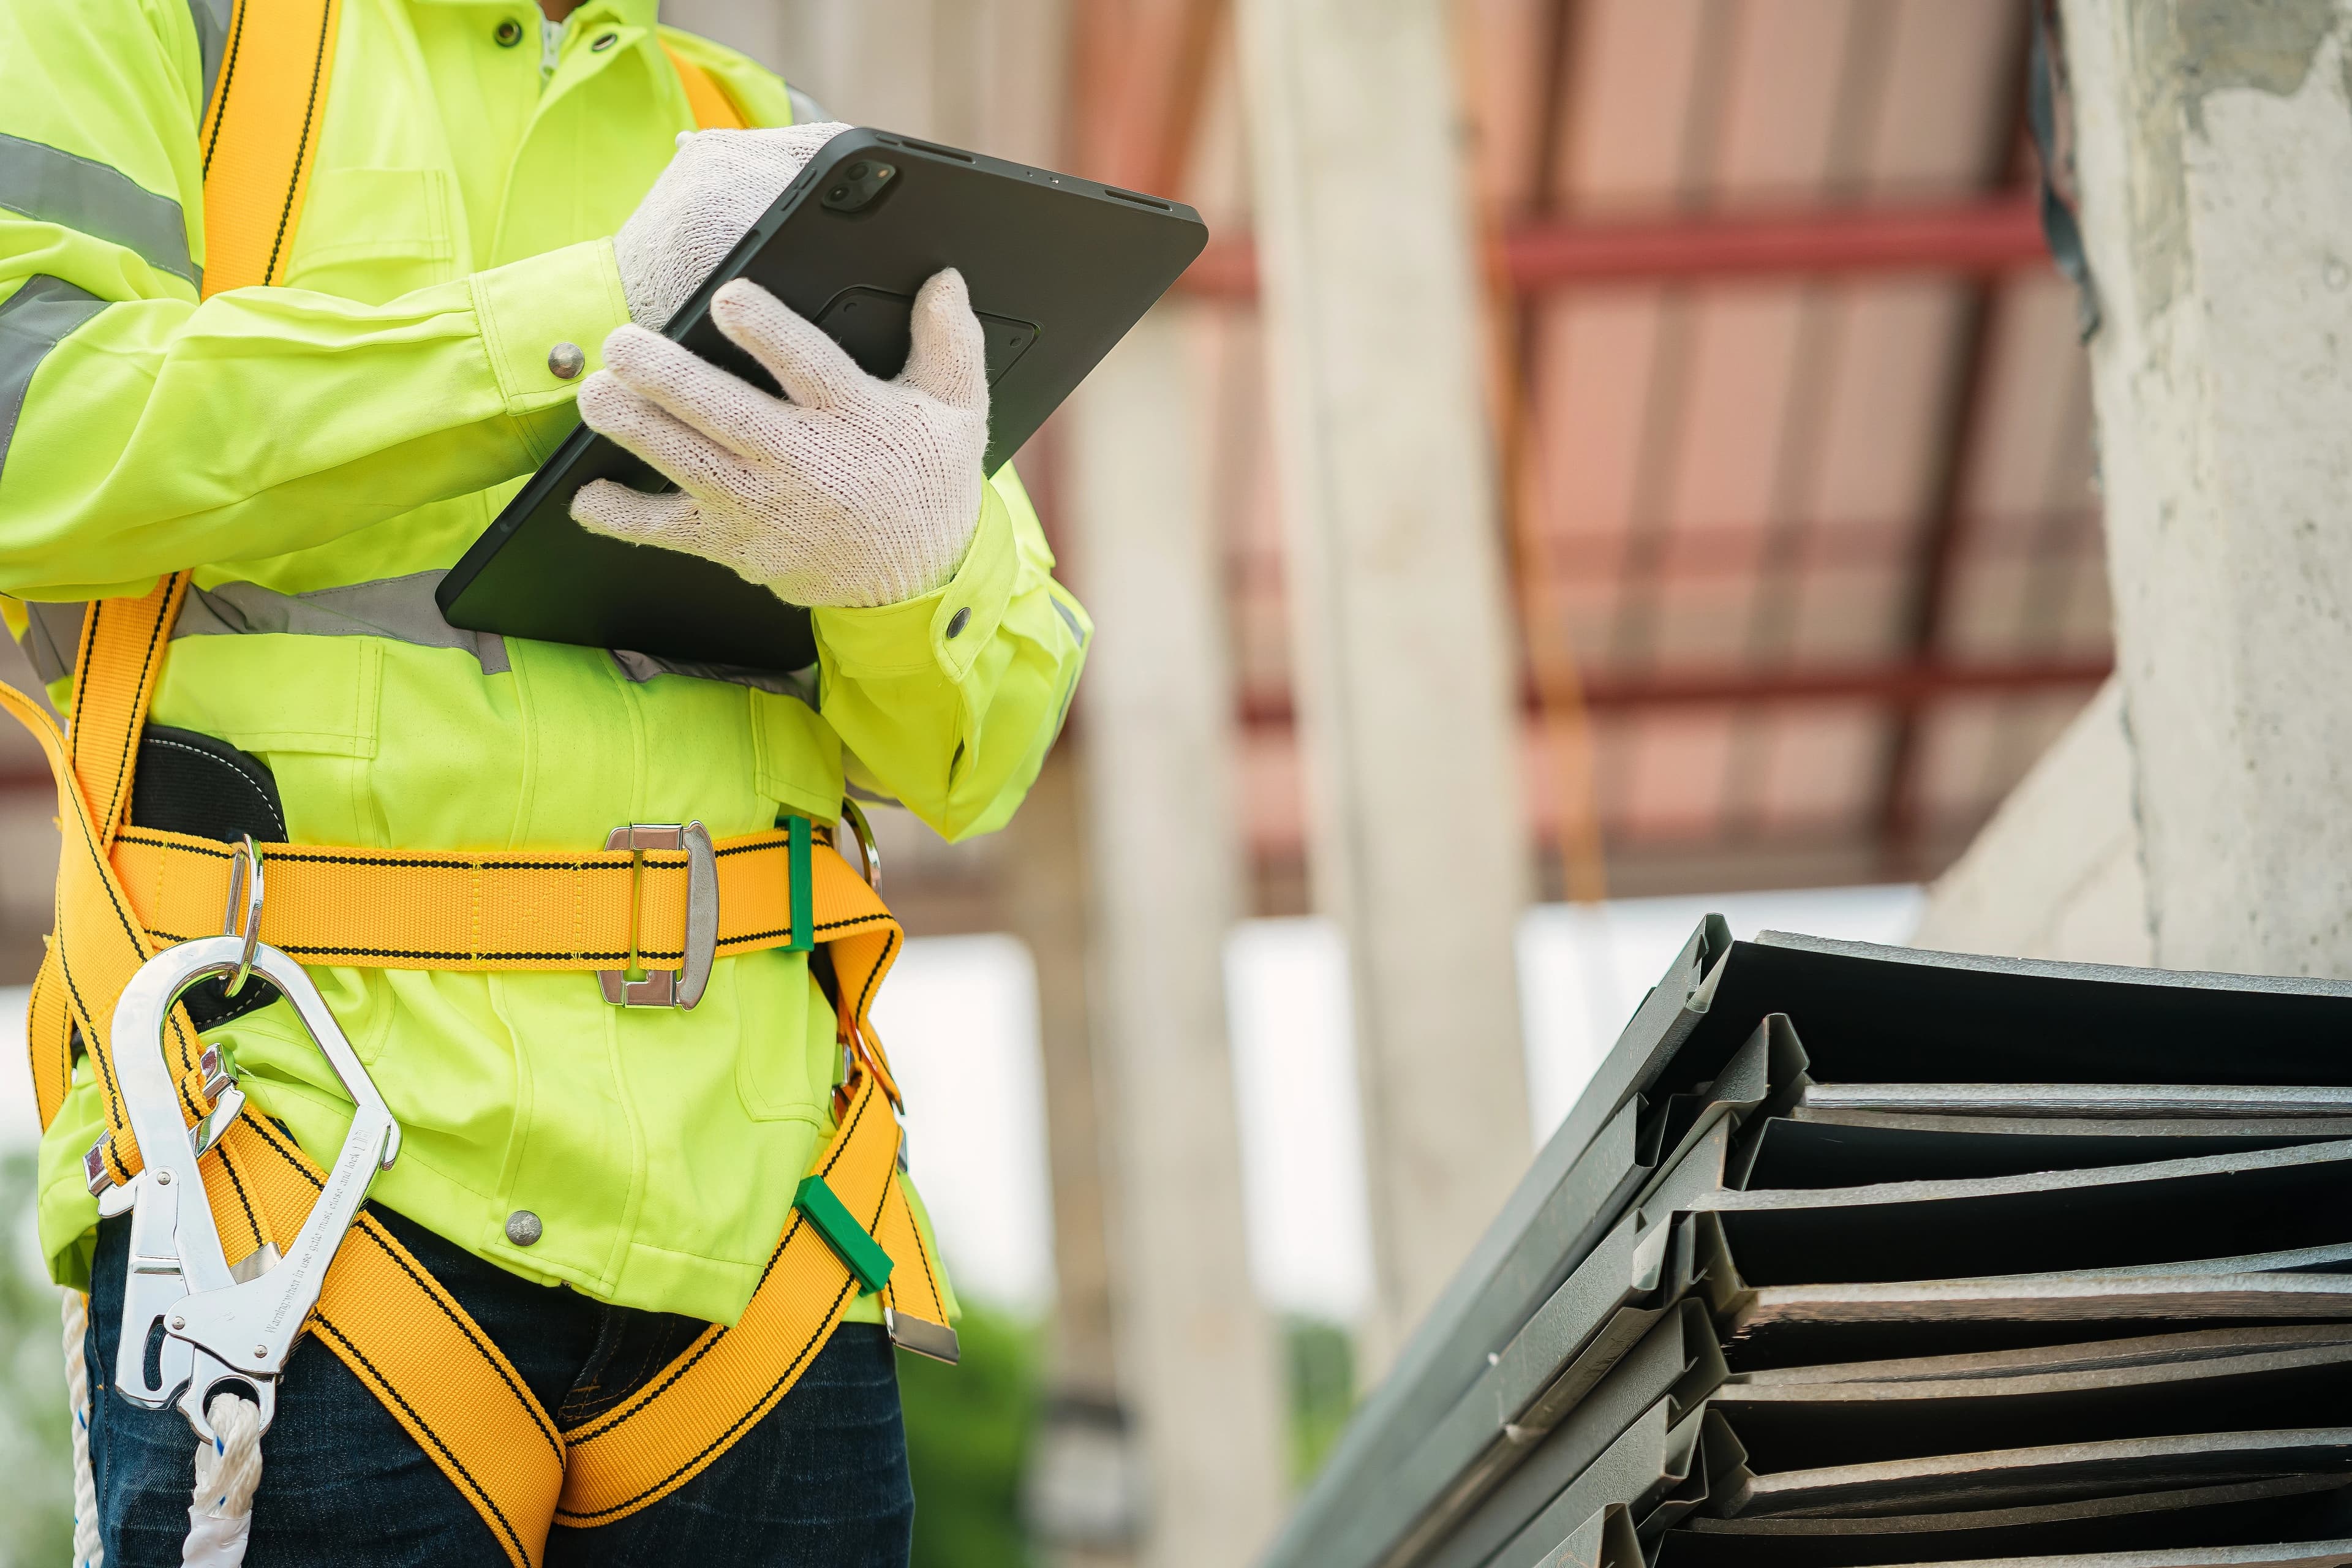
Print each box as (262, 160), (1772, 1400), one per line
(1231, 0), (1534, 1372)
(2059, 0), (2352, 975)
(1069, 305), (1288, 1568)
(1003, 751), (1142, 1568)
(1909, 680), (2152, 965)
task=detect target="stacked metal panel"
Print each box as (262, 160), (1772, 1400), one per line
(1262, 928), (2352, 1568)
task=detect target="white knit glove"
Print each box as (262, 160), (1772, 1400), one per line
(614, 122), (851, 329)
(571, 270), (990, 609)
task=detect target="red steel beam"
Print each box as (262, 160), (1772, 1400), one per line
(1237, 654), (2108, 728)
(1180, 195), (2049, 300)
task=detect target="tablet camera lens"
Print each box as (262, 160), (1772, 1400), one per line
(822, 160), (900, 214)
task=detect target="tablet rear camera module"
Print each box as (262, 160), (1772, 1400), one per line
(822, 160), (898, 214)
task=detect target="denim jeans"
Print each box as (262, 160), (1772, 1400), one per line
(85, 1207), (914, 1567)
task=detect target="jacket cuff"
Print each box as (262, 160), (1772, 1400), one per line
(471, 238), (633, 461)
(813, 484), (1019, 684)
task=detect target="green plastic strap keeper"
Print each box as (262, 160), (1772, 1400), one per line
(795, 1174), (895, 1295)
(783, 813), (814, 953)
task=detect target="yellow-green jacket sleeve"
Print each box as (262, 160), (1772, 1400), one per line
(0, 0), (631, 597)
(813, 465), (1089, 841)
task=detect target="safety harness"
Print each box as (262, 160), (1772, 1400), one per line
(13, 7), (954, 1564)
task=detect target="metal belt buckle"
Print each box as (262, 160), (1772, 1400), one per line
(597, 821), (717, 1009)
(110, 934), (401, 1442)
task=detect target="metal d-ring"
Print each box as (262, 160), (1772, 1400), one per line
(839, 799), (881, 895)
(221, 835), (263, 998)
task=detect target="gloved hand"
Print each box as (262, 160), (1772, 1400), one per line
(614, 122), (850, 329)
(571, 270), (990, 609)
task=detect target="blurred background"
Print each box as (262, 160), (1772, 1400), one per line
(0, 1), (2107, 1564)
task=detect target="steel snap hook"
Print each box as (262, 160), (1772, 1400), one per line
(110, 934), (400, 1441)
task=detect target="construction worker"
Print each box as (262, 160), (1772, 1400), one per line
(0, 0), (1087, 1561)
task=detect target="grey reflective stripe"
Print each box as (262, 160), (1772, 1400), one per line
(174, 571), (511, 674)
(12, 599), (86, 685)
(785, 85), (831, 127)
(0, 275), (108, 477)
(1050, 595), (1087, 647)
(176, 573), (815, 699)
(187, 0), (235, 119)
(0, 135), (199, 289)
(609, 648), (817, 704)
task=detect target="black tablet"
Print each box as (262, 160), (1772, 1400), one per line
(436, 129), (1207, 669)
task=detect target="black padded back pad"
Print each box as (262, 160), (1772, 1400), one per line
(127, 725), (287, 1027)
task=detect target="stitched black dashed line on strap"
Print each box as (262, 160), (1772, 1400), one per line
(563, 1086), (880, 1449)
(854, 929), (900, 1023)
(242, 1115), (563, 1453)
(311, 1317), (532, 1565)
(200, 0), (250, 177)
(259, 1), (331, 287)
(557, 1276), (853, 1523)
(102, 592), (174, 837)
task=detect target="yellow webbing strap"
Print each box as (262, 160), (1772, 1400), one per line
(198, 0), (345, 296)
(211, 1114), (569, 1564)
(110, 820), (890, 971)
(559, 1071), (900, 1523)
(21, 577), (209, 1182)
(662, 42), (750, 132)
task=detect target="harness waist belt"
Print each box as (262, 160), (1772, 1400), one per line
(110, 823), (869, 971)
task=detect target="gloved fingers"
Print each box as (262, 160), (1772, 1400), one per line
(579, 371), (761, 499)
(672, 123), (852, 183)
(570, 480), (701, 545)
(898, 268), (990, 415)
(710, 278), (873, 410)
(602, 324), (789, 459)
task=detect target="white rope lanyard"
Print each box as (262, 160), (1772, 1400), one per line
(63, 1291), (102, 1568)
(63, 1289), (265, 1568)
(182, 1393), (263, 1566)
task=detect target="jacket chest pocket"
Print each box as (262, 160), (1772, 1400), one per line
(281, 168), (458, 303)
(150, 633), (383, 846)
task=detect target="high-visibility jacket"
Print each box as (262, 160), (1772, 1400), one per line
(0, 0), (1089, 1327)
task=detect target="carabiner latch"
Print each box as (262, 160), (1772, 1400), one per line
(110, 934), (400, 1442)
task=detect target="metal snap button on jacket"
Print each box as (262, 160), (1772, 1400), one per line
(547, 342), (586, 380)
(505, 1210), (543, 1246)
(493, 17), (522, 45)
